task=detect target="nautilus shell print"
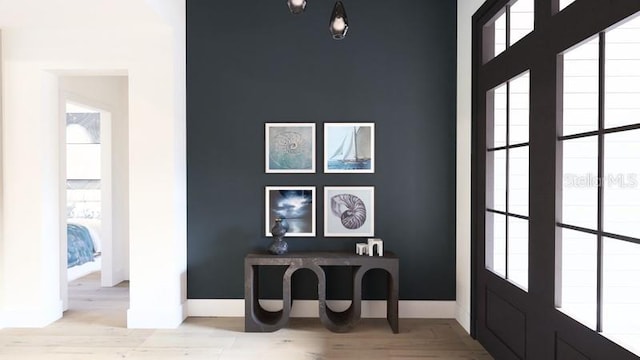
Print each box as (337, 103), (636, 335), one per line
(331, 194), (367, 230)
(274, 132), (305, 154)
(267, 124), (314, 172)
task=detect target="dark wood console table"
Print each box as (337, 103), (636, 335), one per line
(244, 251), (399, 333)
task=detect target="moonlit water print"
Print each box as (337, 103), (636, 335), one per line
(265, 186), (316, 237)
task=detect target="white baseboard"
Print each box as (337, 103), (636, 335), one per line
(187, 299), (456, 319)
(127, 301), (187, 329)
(1, 300), (63, 328)
(455, 302), (471, 333)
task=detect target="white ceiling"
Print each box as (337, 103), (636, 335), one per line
(0, 0), (176, 29)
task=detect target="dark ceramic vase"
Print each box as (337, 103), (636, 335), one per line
(268, 218), (288, 255)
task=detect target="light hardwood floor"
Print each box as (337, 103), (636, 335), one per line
(0, 272), (493, 360)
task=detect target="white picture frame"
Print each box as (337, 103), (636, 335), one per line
(265, 186), (316, 237)
(265, 123), (316, 173)
(324, 186), (374, 237)
(324, 122), (375, 173)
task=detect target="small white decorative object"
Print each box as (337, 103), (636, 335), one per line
(356, 243), (368, 255)
(367, 238), (383, 256)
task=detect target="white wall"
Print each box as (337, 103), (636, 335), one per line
(457, 0), (486, 333)
(0, 0), (474, 331)
(0, 0), (186, 328)
(1, 60), (61, 326)
(149, 0), (188, 309)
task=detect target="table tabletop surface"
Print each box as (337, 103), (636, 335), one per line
(245, 250), (398, 259)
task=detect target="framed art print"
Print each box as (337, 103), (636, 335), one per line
(324, 123), (374, 173)
(265, 123), (316, 173)
(265, 186), (316, 237)
(324, 186), (374, 237)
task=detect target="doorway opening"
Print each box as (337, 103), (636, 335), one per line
(65, 102), (104, 282)
(59, 75), (130, 322)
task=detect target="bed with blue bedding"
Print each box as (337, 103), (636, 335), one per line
(67, 223), (96, 268)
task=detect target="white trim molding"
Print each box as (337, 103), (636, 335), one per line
(1, 300), (63, 328)
(127, 301), (187, 329)
(187, 299), (456, 319)
(456, 0), (486, 335)
(456, 302), (471, 332)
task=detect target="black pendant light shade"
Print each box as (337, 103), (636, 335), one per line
(287, 0), (307, 14)
(329, 1), (349, 40)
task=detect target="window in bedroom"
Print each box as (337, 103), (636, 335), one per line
(66, 103), (101, 220)
(66, 102), (103, 280)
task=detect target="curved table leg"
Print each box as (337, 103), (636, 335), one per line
(319, 265), (362, 333)
(245, 264), (293, 332)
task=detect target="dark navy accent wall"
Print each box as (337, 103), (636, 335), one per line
(187, 0), (457, 300)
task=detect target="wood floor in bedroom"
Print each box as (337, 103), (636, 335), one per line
(0, 272), (493, 360)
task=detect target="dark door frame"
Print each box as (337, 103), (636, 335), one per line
(472, 0), (640, 359)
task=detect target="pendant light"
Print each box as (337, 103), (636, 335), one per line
(287, 0), (307, 14)
(287, 0), (349, 40)
(329, 1), (348, 40)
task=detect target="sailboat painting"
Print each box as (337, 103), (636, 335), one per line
(324, 123), (375, 173)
